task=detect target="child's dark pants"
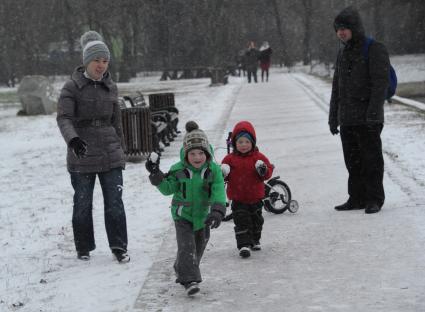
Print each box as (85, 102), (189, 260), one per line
(231, 201), (264, 249)
(174, 219), (210, 285)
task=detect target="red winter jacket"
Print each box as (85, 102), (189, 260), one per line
(222, 121), (273, 204)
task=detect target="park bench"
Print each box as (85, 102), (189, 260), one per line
(148, 93), (180, 138)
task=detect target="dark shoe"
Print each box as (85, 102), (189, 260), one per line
(77, 251), (90, 261)
(334, 200), (364, 211)
(112, 249), (130, 263)
(365, 203), (381, 214)
(239, 247), (251, 258)
(251, 242), (261, 251)
(184, 282), (200, 296)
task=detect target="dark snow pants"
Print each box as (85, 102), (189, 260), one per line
(340, 124), (385, 207)
(70, 168), (128, 253)
(231, 201), (264, 249)
(174, 219), (210, 285)
(247, 70), (258, 83)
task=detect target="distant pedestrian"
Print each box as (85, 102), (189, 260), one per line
(221, 121), (274, 258)
(145, 121), (226, 296)
(57, 31), (130, 262)
(259, 41), (272, 82)
(245, 41), (259, 83)
(235, 49), (246, 77)
(329, 7), (390, 214)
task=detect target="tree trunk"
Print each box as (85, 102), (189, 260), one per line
(269, 0), (290, 67)
(302, 0), (312, 65)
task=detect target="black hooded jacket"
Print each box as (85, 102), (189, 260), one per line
(329, 7), (390, 127)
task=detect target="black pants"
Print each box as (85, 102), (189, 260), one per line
(247, 70), (257, 83)
(70, 168), (128, 252)
(232, 201), (264, 249)
(340, 124), (385, 207)
(174, 220), (210, 285)
(261, 69), (269, 82)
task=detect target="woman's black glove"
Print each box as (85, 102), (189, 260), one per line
(145, 153), (164, 186)
(69, 137), (88, 159)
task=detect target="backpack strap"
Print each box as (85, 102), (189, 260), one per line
(362, 37), (374, 61)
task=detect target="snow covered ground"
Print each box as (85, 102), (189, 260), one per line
(1, 62), (425, 311)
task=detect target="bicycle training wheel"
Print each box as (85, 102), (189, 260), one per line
(263, 179), (291, 214)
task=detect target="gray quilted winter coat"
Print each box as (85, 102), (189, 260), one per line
(57, 66), (125, 173)
(329, 7), (390, 127)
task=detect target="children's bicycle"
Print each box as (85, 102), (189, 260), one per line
(218, 132), (299, 221)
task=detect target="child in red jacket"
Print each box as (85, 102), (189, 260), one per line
(221, 121), (273, 258)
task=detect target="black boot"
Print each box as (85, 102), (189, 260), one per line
(77, 251), (90, 261)
(239, 247), (251, 258)
(112, 249), (130, 263)
(365, 202), (381, 214)
(334, 199), (364, 211)
(184, 282), (200, 296)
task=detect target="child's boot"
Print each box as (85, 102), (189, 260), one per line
(251, 241), (261, 251)
(185, 282), (200, 296)
(239, 246), (251, 258)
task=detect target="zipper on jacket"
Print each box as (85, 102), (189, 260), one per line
(182, 182), (186, 199)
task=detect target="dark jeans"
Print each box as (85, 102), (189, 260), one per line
(70, 168), (128, 252)
(247, 70), (257, 83)
(261, 69), (269, 82)
(174, 219), (210, 285)
(340, 124), (385, 207)
(232, 201), (264, 249)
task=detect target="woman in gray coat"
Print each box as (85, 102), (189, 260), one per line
(57, 31), (129, 263)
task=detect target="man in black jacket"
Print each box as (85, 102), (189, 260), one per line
(329, 7), (390, 214)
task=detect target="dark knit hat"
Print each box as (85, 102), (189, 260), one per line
(183, 121), (210, 158)
(80, 31), (110, 66)
(235, 131), (255, 144)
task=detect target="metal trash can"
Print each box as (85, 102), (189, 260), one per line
(120, 97), (153, 155)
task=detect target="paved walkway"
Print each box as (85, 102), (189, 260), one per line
(133, 73), (425, 312)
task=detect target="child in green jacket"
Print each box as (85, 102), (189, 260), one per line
(145, 121), (226, 296)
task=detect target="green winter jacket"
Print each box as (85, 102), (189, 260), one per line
(157, 154), (226, 231)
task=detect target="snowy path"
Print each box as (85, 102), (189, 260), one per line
(133, 73), (425, 311)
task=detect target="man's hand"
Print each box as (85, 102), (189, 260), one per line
(329, 123), (339, 135)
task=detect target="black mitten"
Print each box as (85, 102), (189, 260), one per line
(149, 171), (165, 186)
(205, 210), (223, 229)
(255, 160), (267, 177)
(69, 137), (88, 159)
(145, 152), (160, 173)
(145, 153), (164, 185)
